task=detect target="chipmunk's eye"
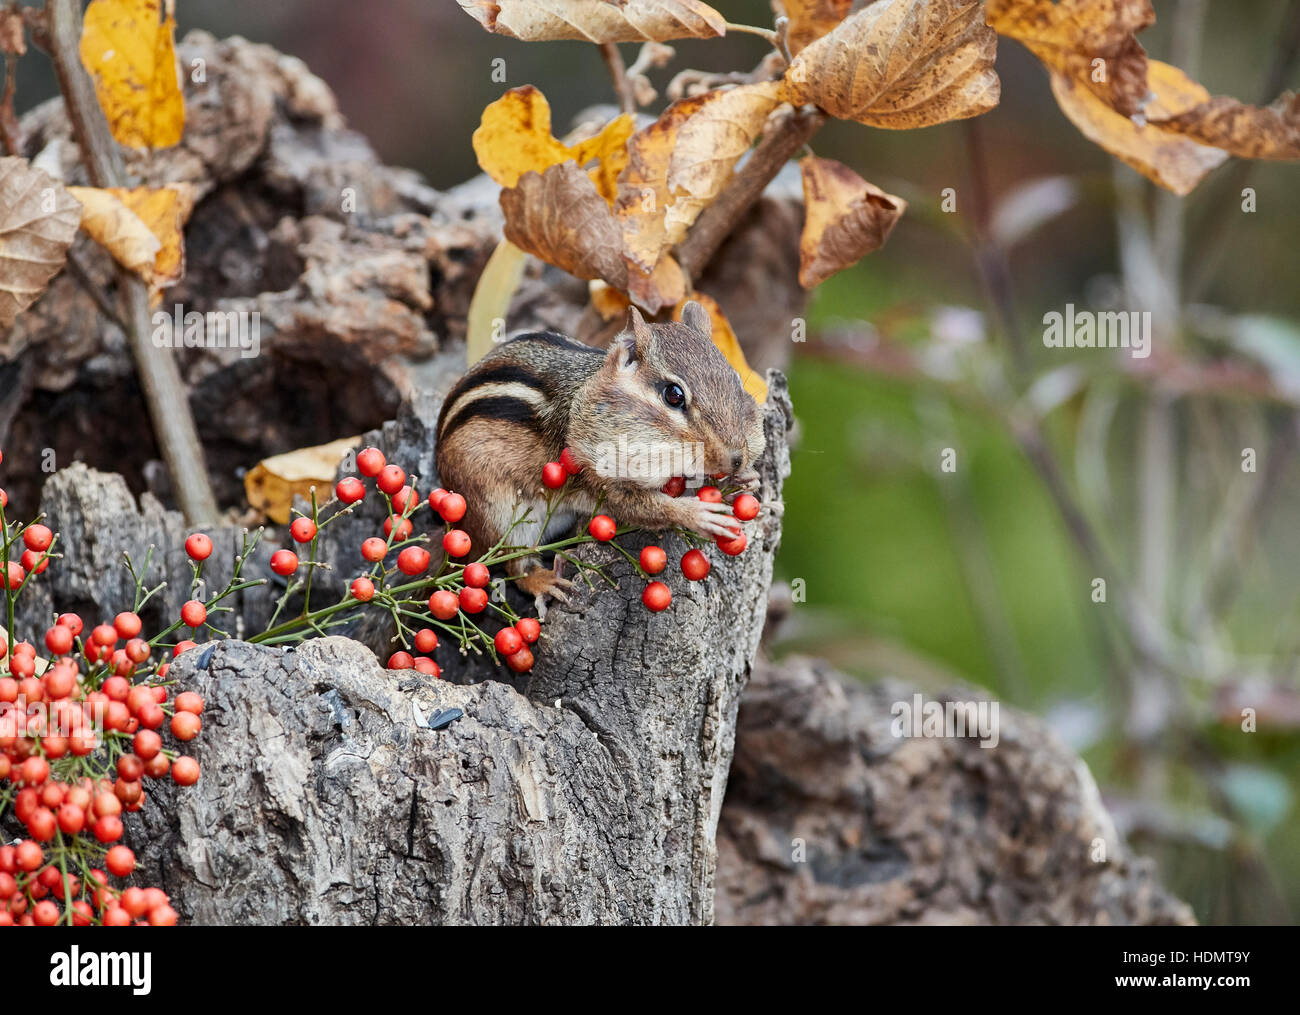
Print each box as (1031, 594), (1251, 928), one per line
(663, 383), (686, 409)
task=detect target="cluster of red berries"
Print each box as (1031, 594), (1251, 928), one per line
(1, 448), (204, 926)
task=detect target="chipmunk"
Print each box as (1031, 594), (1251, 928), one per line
(435, 301), (765, 603)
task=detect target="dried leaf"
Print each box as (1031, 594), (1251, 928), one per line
(626, 253), (686, 314)
(245, 436), (362, 524)
(798, 157), (905, 288)
(457, 0), (725, 42)
(68, 184), (193, 294)
(0, 158), (81, 328)
(779, 0), (1000, 129)
(777, 0), (853, 55)
(1149, 90), (1300, 161)
(986, 0), (1154, 116)
(1048, 70), (1227, 196)
(500, 161), (630, 289)
(672, 292), (767, 403)
(616, 82), (781, 272)
(466, 238), (529, 367)
(79, 0), (184, 150)
(570, 114), (635, 204)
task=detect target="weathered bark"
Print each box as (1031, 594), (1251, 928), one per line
(716, 655), (1196, 925)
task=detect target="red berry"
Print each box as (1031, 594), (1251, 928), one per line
(494, 627), (523, 656)
(383, 515), (413, 541)
(185, 533), (213, 561)
(542, 462), (566, 489)
(20, 549), (48, 574)
(560, 447), (582, 475)
(681, 549), (711, 581)
(428, 590), (459, 620)
(173, 640), (197, 656)
(118, 754), (144, 781)
(92, 815), (124, 844)
(397, 546), (431, 575)
(697, 486), (723, 503)
(439, 492), (467, 524)
(716, 531), (748, 556)
(171, 711), (201, 741)
(392, 485), (420, 514)
(23, 524), (53, 552)
(662, 476), (686, 497)
(588, 515), (616, 541)
(175, 691), (204, 715)
(732, 494), (760, 521)
(114, 612), (142, 640)
(442, 529), (471, 557)
(91, 623), (117, 647)
(133, 729), (162, 760)
(350, 577), (375, 602)
(357, 446), (386, 477)
(33, 900), (59, 926)
(515, 617), (541, 644)
(44, 625), (73, 656)
(463, 562), (490, 588)
(387, 651), (414, 670)
(639, 545), (667, 574)
(125, 637), (150, 664)
(21, 756), (49, 785)
(105, 845), (135, 878)
(180, 600), (207, 628)
(171, 756), (200, 786)
(57, 803), (85, 836)
(642, 581), (672, 611)
(377, 464), (406, 496)
(290, 517), (317, 543)
(414, 657), (440, 677)
(149, 905), (179, 927)
(57, 612), (84, 636)
(459, 587), (488, 613)
(428, 488), (448, 512)
(506, 647), (534, 673)
(335, 477), (365, 504)
(361, 537), (388, 563)
(414, 629), (438, 654)
(4, 560), (25, 590)
(16, 840), (43, 872)
(270, 549), (299, 576)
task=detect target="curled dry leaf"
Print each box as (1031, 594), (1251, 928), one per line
(79, 0), (185, 150)
(626, 253), (686, 315)
(457, 0), (725, 43)
(797, 156), (905, 288)
(1148, 90), (1300, 162)
(0, 158), (82, 329)
(67, 184), (194, 295)
(616, 82), (782, 273)
(986, 0), (1154, 117)
(245, 436), (362, 524)
(671, 292), (767, 404)
(1048, 69), (1227, 197)
(500, 161), (630, 289)
(779, 0), (999, 129)
(777, 0), (853, 56)
(473, 86), (632, 203)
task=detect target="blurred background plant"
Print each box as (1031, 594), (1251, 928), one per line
(12, 0), (1299, 924)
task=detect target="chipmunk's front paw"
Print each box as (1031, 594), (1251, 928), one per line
(687, 498), (742, 541)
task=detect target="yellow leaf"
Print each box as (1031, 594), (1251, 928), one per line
(0, 158), (82, 328)
(571, 114), (635, 205)
(466, 238), (529, 367)
(1148, 86), (1300, 162)
(68, 184), (194, 292)
(244, 436), (363, 524)
(615, 83), (782, 273)
(777, 0), (853, 56)
(626, 253), (686, 315)
(798, 157), (906, 288)
(458, 0), (726, 43)
(67, 186), (161, 280)
(779, 0), (999, 129)
(672, 292), (767, 404)
(79, 0), (184, 150)
(472, 86), (573, 188)
(1048, 71), (1227, 196)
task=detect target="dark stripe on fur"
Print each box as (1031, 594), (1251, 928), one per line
(440, 395), (540, 443)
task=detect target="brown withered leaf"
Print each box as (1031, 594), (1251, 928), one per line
(68, 184), (194, 295)
(986, 0), (1153, 116)
(245, 436), (362, 524)
(1049, 70), (1227, 196)
(798, 157), (905, 288)
(457, 0), (725, 43)
(626, 252), (686, 314)
(1149, 90), (1300, 161)
(616, 82), (781, 272)
(501, 161), (629, 289)
(777, 0), (852, 55)
(0, 158), (82, 328)
(779, 0), (1000, 129)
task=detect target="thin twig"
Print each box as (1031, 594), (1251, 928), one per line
(599, 42), (635, 116)
(45, 0), (218, 525)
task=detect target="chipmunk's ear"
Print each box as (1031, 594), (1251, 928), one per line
(613, 306), (655, 372)
(681, 300), (711, 339)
